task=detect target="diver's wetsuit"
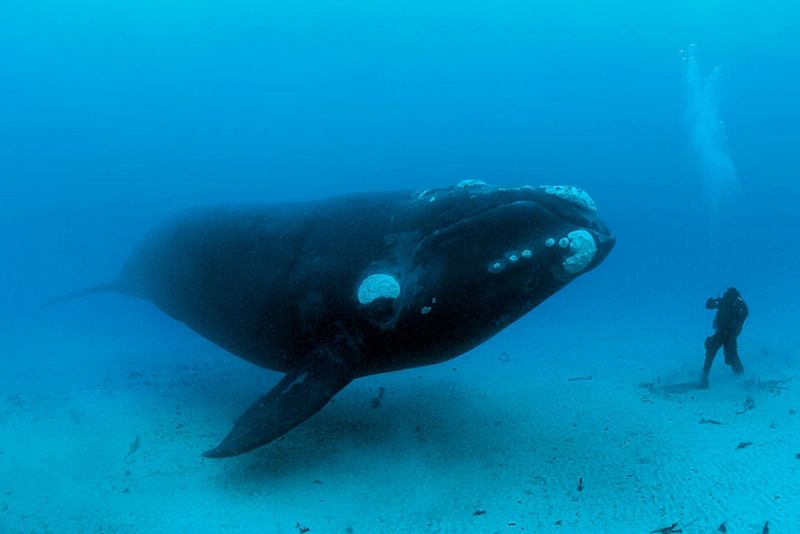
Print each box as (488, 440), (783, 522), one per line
(701, 288), (748, 386)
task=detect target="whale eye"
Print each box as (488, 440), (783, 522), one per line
(357, 274), (401, 305)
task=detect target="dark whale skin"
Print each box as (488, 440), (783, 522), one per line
(60, 182), (615, 457)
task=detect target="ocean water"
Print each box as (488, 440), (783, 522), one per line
(2, 1), (800, 532)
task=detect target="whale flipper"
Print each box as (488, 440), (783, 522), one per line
(41, 282), (121, 308)
(203, 347), (353, 458)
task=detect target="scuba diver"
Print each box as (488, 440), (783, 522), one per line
(700, 287), (748, 388)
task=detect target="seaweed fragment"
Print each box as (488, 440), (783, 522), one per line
(699, 418), (722, 425)
(649, 518), (698, 533)
(736, 395), (755, 414)
(124, 435), (140, 460)
(649, 522), (681, 533)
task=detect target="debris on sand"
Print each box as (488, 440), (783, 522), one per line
(124, 435), (140, 460)
(699, 418), (722, 425)
(735, 395), (755, 414)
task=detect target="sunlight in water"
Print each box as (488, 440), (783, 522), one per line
(682, 43), (738, 216)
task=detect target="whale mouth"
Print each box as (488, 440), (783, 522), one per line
(417, 182), (615, 271)
(586, 226), (615, 266)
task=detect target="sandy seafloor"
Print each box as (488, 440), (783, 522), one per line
(1, 291), (798, 534)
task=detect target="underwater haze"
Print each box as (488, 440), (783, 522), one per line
(2, 1), (800, 532)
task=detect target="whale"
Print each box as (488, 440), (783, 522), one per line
(48, 181), (614, 457)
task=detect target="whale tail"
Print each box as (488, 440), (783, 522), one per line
(41, 282), (122, 308)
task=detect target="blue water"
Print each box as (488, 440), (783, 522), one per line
(2, 1), (800, 532)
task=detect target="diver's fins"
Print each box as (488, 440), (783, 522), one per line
(203, 347), (353, 458)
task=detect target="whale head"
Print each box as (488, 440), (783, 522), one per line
(380, 181), (615, 361)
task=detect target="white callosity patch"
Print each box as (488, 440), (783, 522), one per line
(545, 238), (555, 248)
(357, 274), (401, 305)
(420, 296), (437, 315)
(558, 237), (569, 248)
(415, 189), (437, 202)
(456, 179), (488, 189)
(562, 230), (597, 274)
(488, 260), (506, 274)
(541, 185), (597, 212)
(489, 247), (535, 274)
(281, 372), (308, 394)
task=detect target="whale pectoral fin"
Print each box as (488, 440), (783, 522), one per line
(202, 348), (352, 458)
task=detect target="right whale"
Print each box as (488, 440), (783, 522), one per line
(49, 181), (615, 457)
